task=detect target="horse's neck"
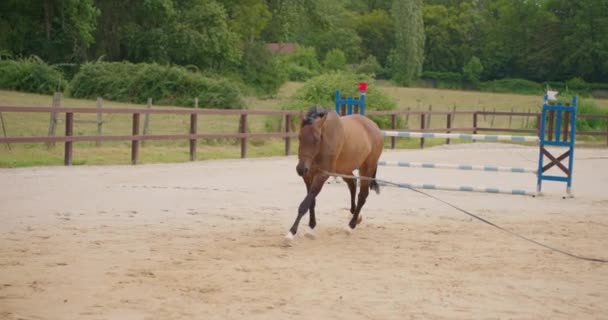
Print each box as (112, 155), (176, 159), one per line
(316, 114), (344, 167)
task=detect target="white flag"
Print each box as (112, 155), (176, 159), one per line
(546, 90), (558, 101)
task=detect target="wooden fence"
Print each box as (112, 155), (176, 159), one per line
(0, 105), (607, 166)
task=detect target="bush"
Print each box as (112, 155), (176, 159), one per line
(462, 56), (483, 87)
(279, 46), (322, 82)
(69, 62), (243, 108)
(241, 42), (287, 96)
(0, 58), (67, 94)
(281, 46), (321, 73)
(566, 77), (589, 92)
(479, 78), (543, 95)
(355, 55), (383, 77)
(280, 72), (399, 129)
(420, 71), (462, 89)
(285, 63), (318, 81)
(323, 49), (347, 71)
(576, 98), (608, 132)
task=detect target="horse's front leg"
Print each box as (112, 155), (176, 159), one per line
(302, 175), (317, 231)
(287, 173), (329, 239)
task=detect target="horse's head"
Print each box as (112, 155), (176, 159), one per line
(296, 107), (328, 176)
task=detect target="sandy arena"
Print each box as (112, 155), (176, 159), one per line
(1, 143), (607, 319)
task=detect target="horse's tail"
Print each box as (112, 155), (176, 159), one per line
(370, 166), (380, 195)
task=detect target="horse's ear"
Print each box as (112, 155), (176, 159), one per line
(315, 112), (328, 129)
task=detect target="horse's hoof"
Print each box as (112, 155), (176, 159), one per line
(282, 232), (295, 247)
(343, 226), (354, 235)
(305, 227), (316, 239)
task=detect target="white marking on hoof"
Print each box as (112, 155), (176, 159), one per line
(282, 232), (294, 247)
(357, 215), (363, 224)
(343, 226), (354, 235)
(305, 227), (316, 239)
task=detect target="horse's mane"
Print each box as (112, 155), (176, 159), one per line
(302, 105), (327, 125)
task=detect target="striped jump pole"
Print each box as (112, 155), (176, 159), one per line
(377, 131), (539, 196)
(381, 131), (540, 143)
(381, 181), (536, 196)
(378, 160), (537, 174)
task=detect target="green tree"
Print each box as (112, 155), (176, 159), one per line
(547, 0), (608, 82)
(391, 0), (425, 85)
(263, 0), (330, 43)
(92, 0), (241, 70)
(169, 1), (241, 70)
(241, 42), (286, 95)
(422, 3), (481, 74)
(462, 56), (483, 86)
(0, 0), (99, 62)
(356, 55), (384, 77)
(224, 0), (272, 42)
(355, 9), (394, 67)
(313, 27), (362, 64)
(479, 0), (561, 81)
(323, 49), (347, 71)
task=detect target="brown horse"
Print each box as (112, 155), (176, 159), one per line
(286, 105), (384, 241)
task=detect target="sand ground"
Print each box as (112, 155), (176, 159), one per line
(1, 143), (607, 320)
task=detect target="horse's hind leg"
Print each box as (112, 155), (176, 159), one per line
(343, 177), (357, 214)
(348, 166), (372, 230)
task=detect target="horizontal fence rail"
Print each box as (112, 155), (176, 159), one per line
(378, 160), (537, 174)
(1, 105), (607, 166)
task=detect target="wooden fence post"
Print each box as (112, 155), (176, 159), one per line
(473, 112), (478, 135)
(239, 114), (248, 158)
(47, 92), (61, 148)
(490, 108), (496, 127)
(142, 98), (152, 146)
(426, 105), (432, 128)
(189, 113), (198, 161)
(96, 97), (103, 147)
(132, 113), (140, 165)
(0, 112), (10, 151)
(285, 114), (291, 156)
(420, 113), (426, 149)
(446, 113), (452, 145)
(64, 112), (73, 166)
(508, 107), (514, 128)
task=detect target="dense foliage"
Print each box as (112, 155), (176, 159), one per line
(1, 0), (607, 94)
(577, 99), (608, 131)
(0, 58), (66, 94)
(70, 62), (243, 108)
